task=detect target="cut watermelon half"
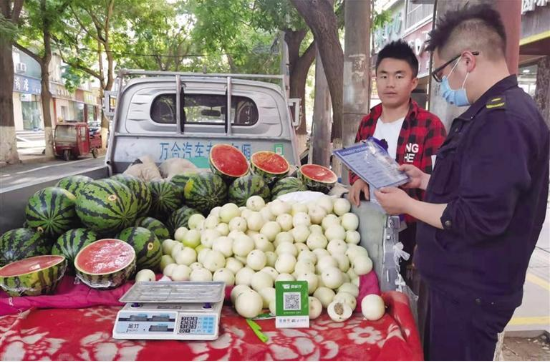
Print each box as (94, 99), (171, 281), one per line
(209, 144), (249, 181)
(75, 239), (136, 289)
(298, 164), (338, 194)
(0, 255), (67, 297)
(251, 151), (290, 186)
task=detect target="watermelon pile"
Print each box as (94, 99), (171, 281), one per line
(0, 148), (341, 297)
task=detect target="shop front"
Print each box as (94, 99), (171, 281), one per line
(12, 75), (42, 131)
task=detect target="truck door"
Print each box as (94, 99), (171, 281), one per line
(78, 125), (90, 155)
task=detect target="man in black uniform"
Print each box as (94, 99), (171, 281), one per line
(374, 4), (550, 361)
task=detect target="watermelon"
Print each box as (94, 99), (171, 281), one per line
(171, 171), (201, 196)
(148, 180), (183, 221)
(0, 228), (51, 267)
(250, 151), (290, 186)
(135, 217), (170, 241)
(298, 164), (338, 194)
(228, 174), (271, 207)
(184, 173), (228, 215)
(209, 144), (249, 182)
(75, 239), (136, 289)
(25, 187), (79, 238)
(117, 227), (162, 271)
(111, 174), (152, 217)
(167, 206), (199, 234)
(52, 228), (98, 270)
(0, 255), (67, 297)
(271, 177), (307, 199)
(75, 179), (139, 235)
(56, 175), (93, 196)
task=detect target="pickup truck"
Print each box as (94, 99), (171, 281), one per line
(0, 70), (401, 292)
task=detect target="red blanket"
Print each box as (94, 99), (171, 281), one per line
(0, 292), (422, 361)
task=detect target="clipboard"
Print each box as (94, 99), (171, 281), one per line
(333, 138), (409, 190)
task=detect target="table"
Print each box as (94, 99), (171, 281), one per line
(0, 291), (421, 361)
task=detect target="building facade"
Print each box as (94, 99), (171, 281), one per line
(11, 49), (101, 132)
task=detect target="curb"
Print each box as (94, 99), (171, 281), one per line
(504, 329), (546, 338)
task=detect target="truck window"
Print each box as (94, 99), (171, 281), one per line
(150, 94), (259, 126)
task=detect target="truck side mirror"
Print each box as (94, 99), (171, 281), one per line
(288, 98), (302, 128)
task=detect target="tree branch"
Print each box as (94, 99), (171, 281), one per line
(10, 0), (25, 23)
(69, 6), (102, 43)
(14, 43), (42, 64)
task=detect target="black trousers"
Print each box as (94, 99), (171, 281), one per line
(424, 287), (516, 361)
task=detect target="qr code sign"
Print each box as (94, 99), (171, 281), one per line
(283, 292), (301, 311)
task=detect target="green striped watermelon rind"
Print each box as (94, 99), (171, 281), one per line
(298, 164), (338, 194)
(250, 151), (290, 186)
(271, 177), (307, 199)
(135, 217), (170, 241)
(183, 173), (228, 215)
(74, 239), (136, 289)
(52, 228), (98, 270)
(55, 175), (93, 197)
(148, 180), (184, 221)
(25, 187), (79, 238)
(0, 255), (67, 297)
(228, 174), (271, 207)
(117, 227), (162, 271)
(0, 228), (52, 268)
(209, 144), (250, 183)
(111, 174), (153, 217)
(75, 179), (139, 235)
(167, 206), (199, 235)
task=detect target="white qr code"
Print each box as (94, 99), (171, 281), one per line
(283, 292), (301, 311)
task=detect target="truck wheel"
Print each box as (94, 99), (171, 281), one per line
(91, 148), (98, 158)
(63, 149), (71, 161)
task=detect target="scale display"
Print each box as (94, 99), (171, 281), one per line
(113, 281), (225, 341)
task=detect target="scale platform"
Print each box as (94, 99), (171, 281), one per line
(112, 281), (225, 341)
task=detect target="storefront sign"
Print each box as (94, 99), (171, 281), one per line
(403, 21), (433, 78)
(522, 0), (549, 14)
(13, 75), (41, 95)
(50, 83), (75, 100)
(84, 92), (96, 105)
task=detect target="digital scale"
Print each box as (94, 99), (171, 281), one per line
(112, 281), (225, 341)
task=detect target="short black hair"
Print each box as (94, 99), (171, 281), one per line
(425, 4), (506, 61)
(376, 40), (419, 78)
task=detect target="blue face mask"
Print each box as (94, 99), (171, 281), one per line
(440, 59), (470, 107)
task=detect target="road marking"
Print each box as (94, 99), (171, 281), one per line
(508, 316), (550, 326)
(14, 157), (104, 175)
(526, 273), (550, 291)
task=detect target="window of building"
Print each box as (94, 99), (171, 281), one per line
(151, 94), (259, 126)
(518, 64), (538, 97)
(405, 0), (434, 30)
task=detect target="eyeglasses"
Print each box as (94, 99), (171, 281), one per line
(432, 51), (479, 83)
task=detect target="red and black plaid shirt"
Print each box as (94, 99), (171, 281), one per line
(350, 100), (447, 217)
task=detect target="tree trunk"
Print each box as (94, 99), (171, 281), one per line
(534, 56), (550, 131)
(342, 0), (371, 185)
(311, 49), (332, 167)
(0, 36), (20, 165)
(291, 0), (344, 142)
(41, 4), (55, 158)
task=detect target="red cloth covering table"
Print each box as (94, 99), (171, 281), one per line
(0, 291), (421, 361)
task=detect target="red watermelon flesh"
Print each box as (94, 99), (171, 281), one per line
(0, 255), (64, 277)
(300, 164), (338, 183)
(210, 144), (249, 177)
(75, 239), (135, 275)
(251, 151), (289, 174)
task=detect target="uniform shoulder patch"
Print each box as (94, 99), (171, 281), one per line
(486, 95), (506, 110)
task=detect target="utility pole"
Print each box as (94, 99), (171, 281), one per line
(342, 0), (371, 184)
(311, 48), (332, 167)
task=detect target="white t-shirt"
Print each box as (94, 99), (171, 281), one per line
(372, 117), (405, 160)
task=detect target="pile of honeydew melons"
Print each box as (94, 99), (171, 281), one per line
(158, 195), (385, 322)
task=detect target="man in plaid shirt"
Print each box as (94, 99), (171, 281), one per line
(348, 40), (447, 276)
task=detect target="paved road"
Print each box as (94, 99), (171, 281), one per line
(0, 156), (106, 190)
